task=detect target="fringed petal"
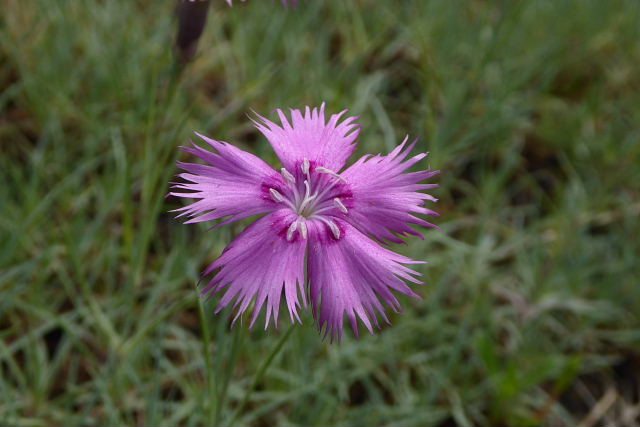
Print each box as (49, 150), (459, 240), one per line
(307, 220), (423, 342)
(340, 137), (440, 244)
(201, 210), (307, 328)
(251, 103), (360, 172)
(169, 132), (282, 227)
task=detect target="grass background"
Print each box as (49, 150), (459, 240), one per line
(1, 0), (639, 425)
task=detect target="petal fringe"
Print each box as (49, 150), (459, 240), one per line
(201, 210), (307, 329)
(307, 220), (423, 342)
(341, 136), (440, 244)
(251, 103), (360, 172)
(169, 132), (281, 227)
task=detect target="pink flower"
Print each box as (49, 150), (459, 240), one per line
(170, 104), (439, 341)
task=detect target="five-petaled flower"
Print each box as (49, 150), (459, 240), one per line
(170, 104), (439, 341)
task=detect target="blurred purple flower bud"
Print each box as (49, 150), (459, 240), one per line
(175, 0), (211, 64)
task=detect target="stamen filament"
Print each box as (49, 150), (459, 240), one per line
(334, 197), (348, 213)
(297, 180), (318, 215)
(312, 216), (341, 239)
(271, 162), (349, 241)
(304, 180), (312, 199)
(312, 206), (332, 215)
(270, 187), (298, 212)
(314, 179), (340, 204)
(281, 168), (296, 184)
(269, 188), (284, 202)
(286, 221), (298, 241)
(298, 220), (308, 239)
(301, 158), (310, 175)
(316, 166), (346, 182)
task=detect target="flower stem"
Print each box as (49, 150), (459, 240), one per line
(226, 324), (296, 425)
(197, 295), (217, 426)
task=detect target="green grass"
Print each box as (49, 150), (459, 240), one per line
(1, 0), (640, 425)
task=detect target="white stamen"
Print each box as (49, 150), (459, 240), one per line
(326, 219), (340, 239)
(281, 168), (296, 184)
(301, 158), (310, 175)
(333, 197), (348, 213)
(298, 221), (308, 239)
(286, 221), (298, 241)
(297, 180), (318, 215)
(303, 180), (312, 198)
(316, 166), (346, 182)
(313, 217), (341, 239)
(270, 188), (284, 202)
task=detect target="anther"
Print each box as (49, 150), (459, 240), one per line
(298, 221), (308, 239)
(286, 221), (298, 241)
(333, 197), (348, 213)
(281, 168), (296, 184)
(301, 158), (310, 175)
(326, 220), (341, 239)
(270, 188), (284, 202)
(316, 166), (346, 182)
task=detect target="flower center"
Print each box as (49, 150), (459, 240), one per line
(268, 158), (349, 241)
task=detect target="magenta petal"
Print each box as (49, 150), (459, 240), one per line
(169, 132), (281, 226)
(340, 137), (440, 244)
(201, 210), (307, 328)
(306, 220), (423, 342)
(251, 103), (360, 172)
